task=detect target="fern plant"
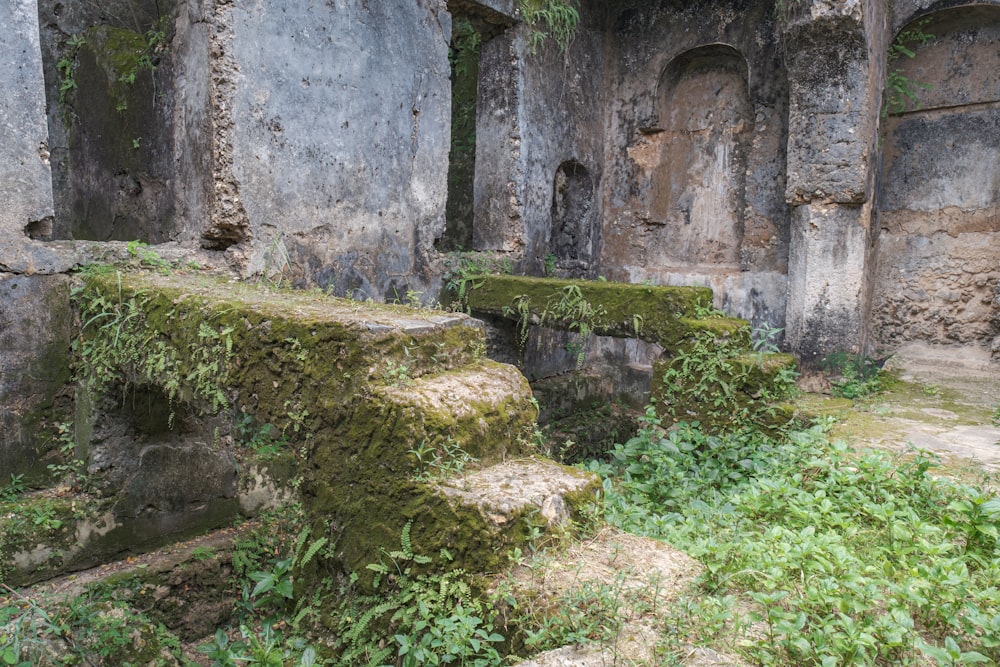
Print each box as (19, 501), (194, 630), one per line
(519, 0), (580, 54)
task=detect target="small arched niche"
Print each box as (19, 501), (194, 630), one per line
(550, 159), (595, 266)
(645, 44), (752, 267)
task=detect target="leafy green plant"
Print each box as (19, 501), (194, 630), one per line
(56, 34), (86, 105)
(691, 297), (726, 319)
(751, 323), (783, 362)
(126, 239), (171, 271)
(504, 284), (607, 369)
(589, 413), (1000, 665)
(0, 474), (24, 502)
(659, 326), (794, 431)
(409, 437), (477, 480)
(191, 545), (217, 561)
(328, 524), (504, 667)
(236, 413), (291, 460)
(519, 0), (580, 54)
(821, 352), (885, 399)
(73, 271), (235, 422)
(45, 421), (88, 489)
(882, 19), (934, 118)
(442, 253), (511, 312)
(1, 580), (186, 667)
(383, 358), (413, 388)
(543, 253), (557, 276)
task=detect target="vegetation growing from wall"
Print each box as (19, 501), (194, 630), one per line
(504, 284), (607, 368)
(73, 268), (235, 420)
(655, 326), (797, 431)
(56, 17), (169, 114)
(882, 19), (934, 118)
(520, 0), (580, 54)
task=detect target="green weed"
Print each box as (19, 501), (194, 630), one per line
(0, 475), (25, 503)
(821, 352), (885, 399)
(590, 415), (1000, 665)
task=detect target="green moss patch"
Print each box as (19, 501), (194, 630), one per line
(466, 275), (741, 349)
(74, 271), (557, 583)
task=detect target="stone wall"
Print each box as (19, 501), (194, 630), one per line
(473, 2), (606, 278)
(596, 0), (790, 330)
(228, 0), (453, 299)
(2, 0), (999, 466)
(872, 4), (1000, 358)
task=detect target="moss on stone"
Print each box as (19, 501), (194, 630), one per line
(0, 493), (110, 586)
(75, 271), (549, 584)
(466, 275), (724, 348)
(652, 348), (798, 430)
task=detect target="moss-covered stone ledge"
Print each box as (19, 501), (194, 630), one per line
(74, 270), (569, 582)
(651, 351), (798, 430)
(304, 458), (599, 586)
(77, 271), (487, 429)
(465, 275), (747, 349)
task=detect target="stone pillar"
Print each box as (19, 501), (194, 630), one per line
(0, 1), (70, 480)
(0, 0), (55, 250)
(785, 202), (871, 364)
(473, 28), (528, 252)
(780, 0), (885, 363)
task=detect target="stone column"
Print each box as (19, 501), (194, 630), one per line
(0, 0), (72, 481)
(0, 0), (55, 254)
(473, 27), (528, 252)
(780, 0), (886, 363)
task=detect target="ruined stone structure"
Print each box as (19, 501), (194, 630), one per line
(1, 0), (998, 556)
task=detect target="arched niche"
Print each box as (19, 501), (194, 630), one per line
(550, 160), (595, 266)
(645, 45), (753, 267)
(873, 5), (1000, 354)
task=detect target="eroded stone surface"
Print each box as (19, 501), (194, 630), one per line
(437, 459), (598, 526)
(510, 527), (711, 666)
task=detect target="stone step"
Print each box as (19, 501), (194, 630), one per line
(80, 271), (488, 426)
(652, 351), (798, 427)
(465, 274), (747, 349)
(337, 359), (538, 475)
(66, 270), (552, 584)
(501, 526), (732, 666)
(304, 359), (575, 577)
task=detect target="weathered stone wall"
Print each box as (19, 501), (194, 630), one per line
(0, 275), (72, 482)
(35, 0), (206, 243)
(473, 3), (606, 278)
(872, 5), (1000, 358)
(597, 0), (790, 329)
(0, 0), (55, 250)
(228, 0), (453, 299)
(781, 0), (886, 363)
(0, 1), (69, 482)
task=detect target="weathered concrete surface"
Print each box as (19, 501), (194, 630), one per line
(474, 27), (527, 254)
(0, 0), (55, 242)
(785, 203), (871, 364)
(35, 0), (199, 244)
(474, 5), (606, 277)
(0, 274), (72, 482)
(229, 0), (452, 296)
(872, 6), (1000, 357)
(598, 0), (789, 329)
(820, 342), (1000, 472)
(508, 527), (708, 667)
